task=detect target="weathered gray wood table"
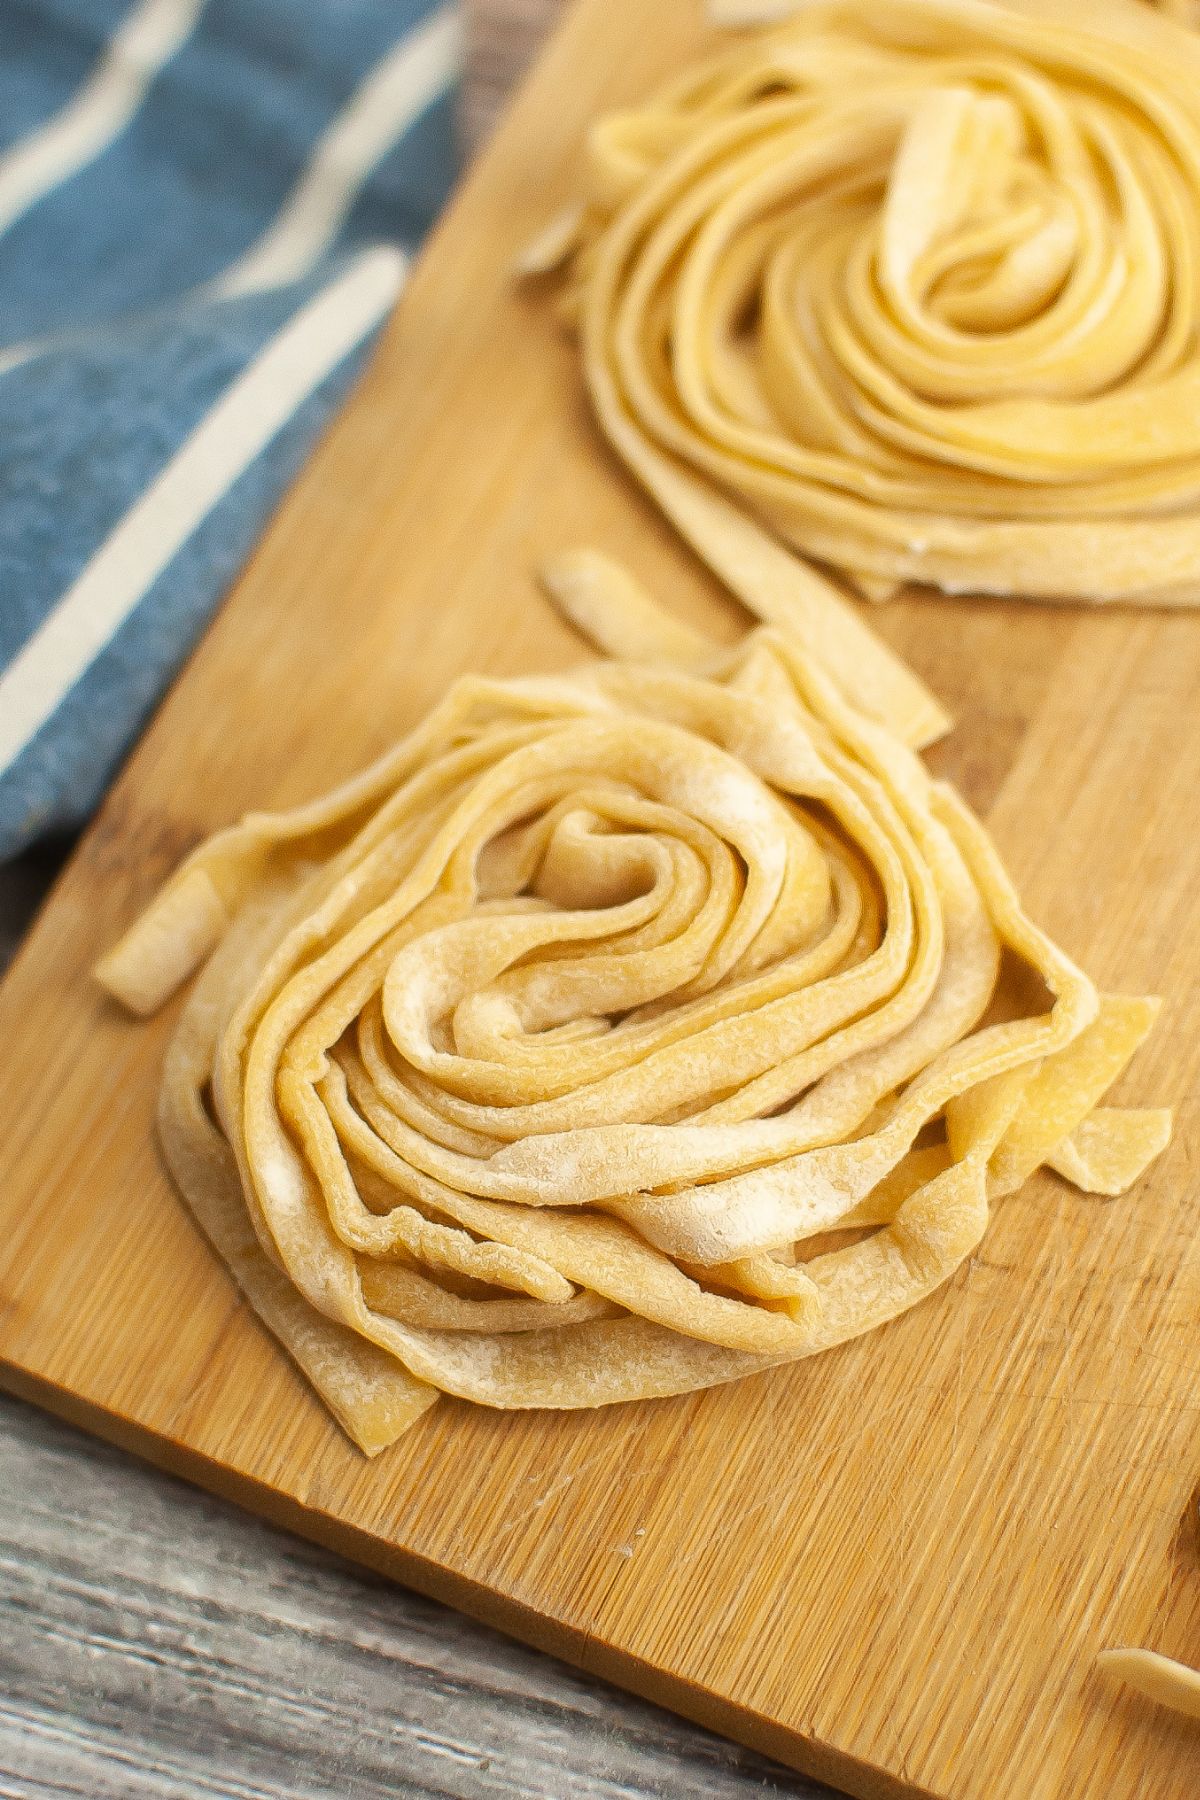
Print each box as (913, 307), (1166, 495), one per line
(0, 854), (833, 1799)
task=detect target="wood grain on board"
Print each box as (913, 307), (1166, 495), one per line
(0, 1), (1198, 1796)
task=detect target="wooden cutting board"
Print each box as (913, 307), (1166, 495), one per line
(2, 2), (1199, 1795)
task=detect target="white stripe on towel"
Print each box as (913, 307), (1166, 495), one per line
(0, 245), (405, 778)
(0, 0), (206, 242)
(211, 3), (462, 300)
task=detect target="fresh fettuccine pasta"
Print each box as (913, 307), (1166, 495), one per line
(94, 552), (1169, 1453)
(532, 0), (1200, 607)
(1096, 1646), (1200, 1719)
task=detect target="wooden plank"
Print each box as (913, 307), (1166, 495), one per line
(462, 0), (562, 146)
(0, 1), (1198, 1795)
(0, 1392), (819, 1800)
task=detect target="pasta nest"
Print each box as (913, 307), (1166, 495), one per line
(97, 553), (1168, 1452)
(533, 0), (1200, 606)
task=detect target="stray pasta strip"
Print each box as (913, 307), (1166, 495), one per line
(1096, 1648), (1200, 1720)
(534, 0), (1200, 608)
(95, 552), (1169, 1454)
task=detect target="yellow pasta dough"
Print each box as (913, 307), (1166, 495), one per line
(95, 551), (1169, 1454)
(1096, 1647), (1200, 1719)
(534, 0), (1200, 607)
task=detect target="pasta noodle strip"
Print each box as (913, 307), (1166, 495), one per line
(1096, 1647), (1200, 1719)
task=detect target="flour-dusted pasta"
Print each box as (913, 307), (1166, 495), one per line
(533, 0), (1200, 609)
(95, 552), (1169, 1454)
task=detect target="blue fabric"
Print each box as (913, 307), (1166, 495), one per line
(0, 0), (462, 856)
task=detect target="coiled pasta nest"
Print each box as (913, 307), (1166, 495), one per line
(96, 553), (1169, 1452)
(532, 0), (1200, 608)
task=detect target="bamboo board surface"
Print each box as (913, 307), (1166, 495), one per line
(2, 1), (1199, 1794)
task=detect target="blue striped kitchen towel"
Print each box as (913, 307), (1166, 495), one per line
(0, 0), (463, 858)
